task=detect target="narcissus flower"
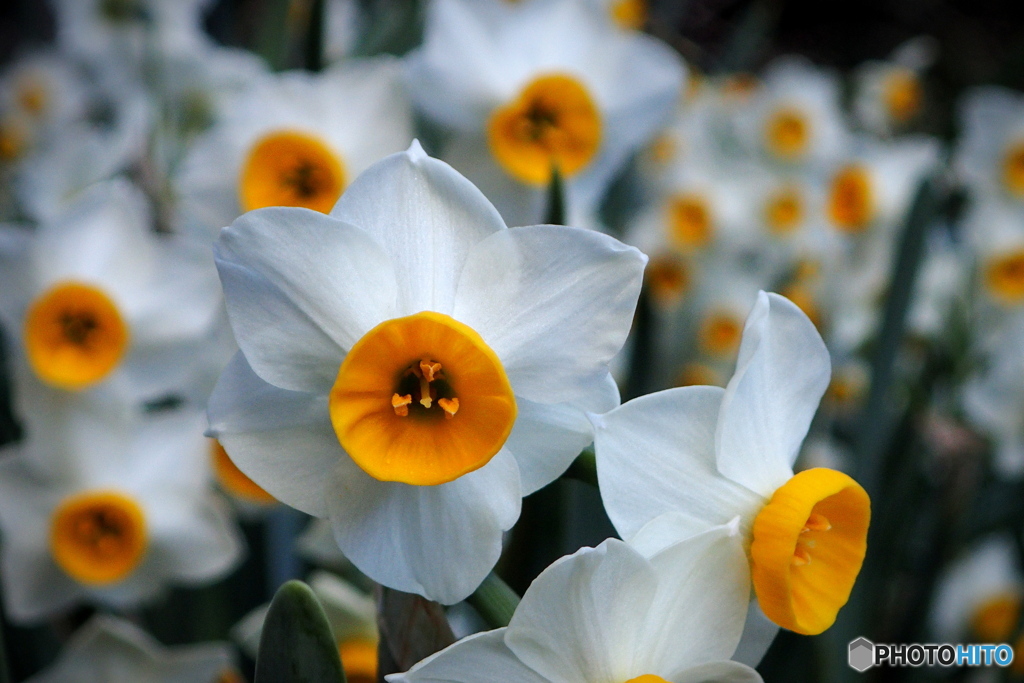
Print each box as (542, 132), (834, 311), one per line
(593, 292), (871, 636)
(956, 87), (1024, 203)
(0, 405), (243, 623)
(24, 614), (236, 683)
(208, 142), (645, 603)
(391, 528), (760, 683)
(175, 59), (413, 239)
(0, 179), (222, 401)
(406, 0), (684, 225)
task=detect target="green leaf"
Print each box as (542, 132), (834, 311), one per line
(544, 165), (565, 226)
(466, 572), (520, 629)
(255, 580), (346, 683)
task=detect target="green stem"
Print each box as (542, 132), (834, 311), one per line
(256, 0), (294, 71)
(305, 0), (326, 72)
(544, 165), (565, 226)
(467, 572), (520, 629)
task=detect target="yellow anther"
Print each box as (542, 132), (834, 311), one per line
(803, 511), (832, 533)
(792, 546), (811, 566)
(438, 398), (459, 419)
(392, 393), (412, 417)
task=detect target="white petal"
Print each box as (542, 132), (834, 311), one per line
(391, 629), (549, 683)
(216, 206), (399, 392)
(326, 448), (521, 604)
(505, 540), (655, 683)
(670, 662), (763, 683)
(207, 352), (338, 517)
(638, 524), (751, 673)
(715, 291), (830, 497)
(506, 396), (598, 496)
(148, 493), (245, 584)
(593, 386), (764, 542)
(453, 224), (644, 406)
(330, 141), (506, 315)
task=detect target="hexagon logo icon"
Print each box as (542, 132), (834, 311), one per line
(849, 637), (875, 672)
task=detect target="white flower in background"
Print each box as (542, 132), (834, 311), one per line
(588, 0), (649, 30)
(208, 143), (644, 603)
(853, 38), (936, 136)
(0, 51), (87, 141)
(956, 86), (1024, 204)
(963, 314), (1024, 476)
(325, 0), (362, 63)
(593, 292), (871, 636)
(234, 570), (378, 682)
(50, 0), (214, 73)
(0, 179), (222, 402)
(175, 58), (413, 239)
(733, 57), (847, 169)
(963, 201), (1024, 309)
(931, 535), (1024, 646)
(392, 530), (760, 683)
(24, 614), (236, 683)
(406, 0), (684, 226)
(906, 230), (967, 340)
(0, 404), (243, 623)
(15, 90), (150, 222)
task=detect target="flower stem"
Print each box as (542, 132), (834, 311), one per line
(467, 572), (520, 629)
(561, 448), (597, 487)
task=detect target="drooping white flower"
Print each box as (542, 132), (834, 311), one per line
(174, 58), (414, 240)
(24, 614), (236, 683)
(0, 179), (222, 402)
(391, 528), (760, 683)
(208, 142), (645, 604)
(0, 403), (243, 623)
(406, 0), (685, 226)
(593, 291), (871, 636)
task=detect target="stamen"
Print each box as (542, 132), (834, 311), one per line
(418, 377), (433, 408)
(803, 511), (832, 533)
(419, 360), (442, 383)
(392, 393), (412, 417)
(792, 547), (811, 566)
(438, 398), (459, 419)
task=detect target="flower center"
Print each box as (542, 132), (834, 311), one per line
(16, 78), (48, 117)
(666, 193), (713, 250)
(971, 593), (1021, 643)
(24, 281), (130, 390)
(750, 468), (870, 635)
(698, 311), (742, 356)
(49, 490), (147, 585)
(765, 187), (804, 235)
(487, 73), (602, 186)
(765, 107), (810, 161)
(610, 0), (648, 29)
(211, 440), (276, 505)
(645, 254), (690, 306)
(883, 69), (922, 124)
(239, 130), (347, 214)
(827, 165), (874, 233)
(623, 676), (670, 683)
(675, 362), (719, 387)
(339, 639), (378, 683)
(1003, 141), (1024, 198)
(985, 250), (1024, 304)
(329, 312), (517, 486)
(0, 116), (28, 161)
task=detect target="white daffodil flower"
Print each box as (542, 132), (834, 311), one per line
(0, 179), (222, 402)
(406, 0), (684, 226)
(174, 58), (413, 240)
(391, 529), (761, 683)
(963, 201), (1024, 309)
(956, 86), (1024, 204)
(593, 291), (871, 636)
(852, 38), (936, 136)
(25, 614), (236, 683)
(733, 57), (847, 170)
(207, 142), (645, 604)
(0, 405), (243, 623)
(0, 51), (87, 141)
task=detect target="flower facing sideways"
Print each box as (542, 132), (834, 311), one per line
(390, 527), (761, 683)
(208, 142), (645, 603)
(593, 292), (870, 636)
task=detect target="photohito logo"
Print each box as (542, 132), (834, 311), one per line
(848, 638), (1014, 671)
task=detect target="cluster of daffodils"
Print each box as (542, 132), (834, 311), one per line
(6, 0), (1024, 680)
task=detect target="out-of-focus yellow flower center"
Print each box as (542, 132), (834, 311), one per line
(50, 490), (147, 585)
(722, 73), (759, 101)
(750, 468), (870, 635)
(675, 362), (720, 388)
(971, 593), (1021, 643)
(985, 250), (1024, 304)
(16, 78), (48, 117)
(239, 130), (347, 213)
(329, 312), (517, 486)
(25, 281), (129, 390)
(698, 311), (742, 356)
(214, 668), (245, 683)
(883, 69), (922, 124)
(826, 369), (868, 409)
(645, 254), (690, 306)
(339, 639), (378, 683)
(610, 0), (647, 29)
(827, 165), (874, 233)
(647, 134), (677, 166)
(765, 187), (804, 235)
(211, 440), (276, 505)
(0, 116), (29, 161)
(666, 193), (713, 250)
(487, 74), (602, 186)
(623, 676), (670, 683)
(1002, 142), (1024, 198)
(765, 107), (810, 161)
(780, 285), (823, 331)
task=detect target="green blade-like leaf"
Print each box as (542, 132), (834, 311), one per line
(544, 165), (566, 226)
(255, 580), (346, 683)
